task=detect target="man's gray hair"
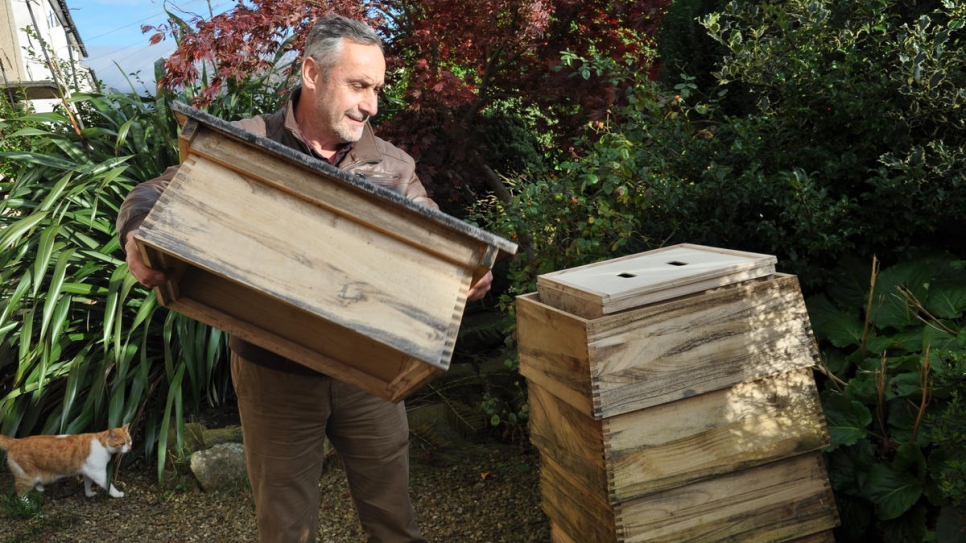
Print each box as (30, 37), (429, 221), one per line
(304, 14), (383, 79)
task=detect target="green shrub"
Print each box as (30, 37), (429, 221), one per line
(0, 90), (230, 481)
(492, 0), (966, 303)
(481, 47), (700, 304)
(0, 36), (300, 479)
(698, 0), (966, 283)
(657, 0), (752, 114)
(808, 253), (966, 542)
(0, 491), (43, 520)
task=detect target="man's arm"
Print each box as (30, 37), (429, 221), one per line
(117, 165), (179, 287)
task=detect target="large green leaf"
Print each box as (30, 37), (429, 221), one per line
(873, 254), (966, 330)
(892, 443), (927, 480)
(32, 226), (62, 297)
(886, 370), (924, 400)
(863, 464), (923, 520)
(824, 256), (875, 309)
(58, 351), (91, 432)
(920, 316), (959, 348)
(827, 440), (876, 494)
(822, 392), (872, 447)
(1, 91), (229, 471)
(881, 504), (928, 543)
(0, 269), (32, 330)
(37, 172), (73, 212)
(926, 280), (966, 319)
(871, 289), (918, 332)
(40, 248), (75, 338)
(157, 363), (186, 479)
(0, 212), (50, 250)
(16, 112), (69, 124)
(833, 493), (876, 541)
(0, 151), (78, 171)
(844, 370), (879, 404)
(807, 293), (864, 347)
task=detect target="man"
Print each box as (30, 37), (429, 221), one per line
(117, 14), (492, 543)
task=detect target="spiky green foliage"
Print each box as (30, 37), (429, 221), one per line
(0, 90), (231, 480)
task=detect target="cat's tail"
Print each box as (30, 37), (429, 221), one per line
(0, 434), (15, 450)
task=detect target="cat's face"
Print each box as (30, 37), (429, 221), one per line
(106, 424), (133, 454)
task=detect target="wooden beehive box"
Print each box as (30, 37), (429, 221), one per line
(517, 244), (840, 543)
(135, 102), (517, 402)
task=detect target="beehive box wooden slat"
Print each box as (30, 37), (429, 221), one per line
(541, 452), (838, 543)
(612, 452), (838, 543)
(529, 367), (831, 502)
(540, 453), (617, 543)
(518, 272), (821, 420)
(136, 102), (516, 402)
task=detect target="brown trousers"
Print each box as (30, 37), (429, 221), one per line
(231, 354), (427, 543)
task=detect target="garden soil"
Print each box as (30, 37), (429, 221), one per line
(0, 436), (548, 543)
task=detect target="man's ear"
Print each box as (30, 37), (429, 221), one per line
(302, 56), (320, 91)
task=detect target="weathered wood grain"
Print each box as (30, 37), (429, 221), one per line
(517, 275), (821, 420)
(528, 382), (607, 496)
(142, 157), (467, 367)
(520, 246), (838, 543)
(540, 454), (616, 543)
(184, 126), (500, 279)
(603, 367), (830, 500)
(146, 253), (443, 400)
(550, 522), (580, 543)
(517, 292), (595, 415)
(170, 102), (517, 272)
(616, 452), (839, 543)
(587, 273), (819, 418)
(788, 531), (837, 543)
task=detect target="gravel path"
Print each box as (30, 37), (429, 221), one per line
(0, 439), (548, 543)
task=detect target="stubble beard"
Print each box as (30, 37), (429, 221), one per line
(336, 124), (364, 143)
(336, 112), (368, 143)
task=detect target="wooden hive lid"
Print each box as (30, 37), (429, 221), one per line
(536, 244), (777, 319)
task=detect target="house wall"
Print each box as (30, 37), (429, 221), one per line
(0, 0), (93, 112)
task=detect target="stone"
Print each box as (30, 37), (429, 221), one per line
(167, 422), (207, 454)
(202, 425), (243, 447)
(189, 442), (248, 491)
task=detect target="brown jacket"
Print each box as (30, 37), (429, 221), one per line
(116, 93), (437, 374)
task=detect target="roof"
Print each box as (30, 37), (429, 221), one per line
(51, 0), (88, 58)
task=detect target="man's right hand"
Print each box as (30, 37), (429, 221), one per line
(124, 231), (167, 288)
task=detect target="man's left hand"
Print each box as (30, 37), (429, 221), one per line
(467, 271), (493, 302)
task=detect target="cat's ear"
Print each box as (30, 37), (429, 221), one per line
(121, 423), (129, 432)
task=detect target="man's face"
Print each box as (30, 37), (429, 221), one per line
(305, 41), (386, 144)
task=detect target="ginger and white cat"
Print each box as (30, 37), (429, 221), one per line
(0, 424), (132, 498)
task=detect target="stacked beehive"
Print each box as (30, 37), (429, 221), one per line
(517, 244), (839, 543)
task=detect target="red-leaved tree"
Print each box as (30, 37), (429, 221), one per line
(147, 0), (669, 209)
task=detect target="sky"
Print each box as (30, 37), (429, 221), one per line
(68, 0), (234, 94)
